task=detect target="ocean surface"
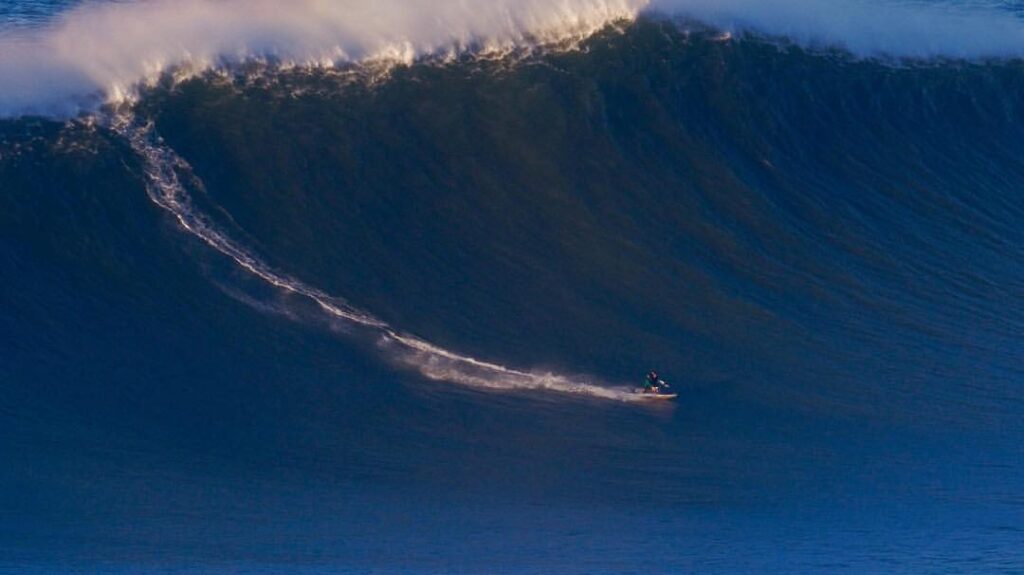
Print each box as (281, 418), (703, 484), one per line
(2, 1), (1023, 572)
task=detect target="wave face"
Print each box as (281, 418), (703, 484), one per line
(113, 21), (1024, 423)
(2, 14), (1024, 573)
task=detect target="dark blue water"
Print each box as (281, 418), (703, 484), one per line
(0, 0), (87, 30)
(2, 2), (1024, 573)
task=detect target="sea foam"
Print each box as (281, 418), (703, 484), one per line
(2, 0), (1024, 117)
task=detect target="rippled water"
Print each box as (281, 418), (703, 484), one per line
(0, 0), (80, 28)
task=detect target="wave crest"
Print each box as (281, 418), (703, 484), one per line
(0, 0), (643, 117)
(5, 0), (1024, 117)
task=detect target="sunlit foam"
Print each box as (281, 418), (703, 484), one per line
(4, 0), (1024, 117)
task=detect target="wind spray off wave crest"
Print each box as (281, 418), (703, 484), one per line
(654, 0), (1024, 59)
(6, 0), (1024, 117)
(114, 115), (639, 402)
(0, 0), (643, 116)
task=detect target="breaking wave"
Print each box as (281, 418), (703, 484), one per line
(4, 0), (1024, 116)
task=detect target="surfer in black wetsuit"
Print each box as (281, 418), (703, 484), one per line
(644, 370), (668, 393)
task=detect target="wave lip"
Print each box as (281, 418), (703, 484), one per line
(0, 0), (644, 117)
(6, 0), (1024, 118)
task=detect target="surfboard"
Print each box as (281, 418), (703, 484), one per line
(634, 389), (678, 400)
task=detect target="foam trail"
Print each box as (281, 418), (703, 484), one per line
(5, 0), (1024, 117)
(114, 116), (385, 329)
(113, 115), (640, 402)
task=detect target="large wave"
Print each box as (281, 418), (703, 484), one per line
(3, 14), (1023, 419)
(3, 0), (1024, 116)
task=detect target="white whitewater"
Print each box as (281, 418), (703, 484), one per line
(4, 0), (1024, 116)
(113, 115), (640, 402)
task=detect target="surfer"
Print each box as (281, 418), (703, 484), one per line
(643, 370), (670, 394)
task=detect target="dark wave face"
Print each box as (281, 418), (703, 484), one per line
(2, 18), (1023, 574)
